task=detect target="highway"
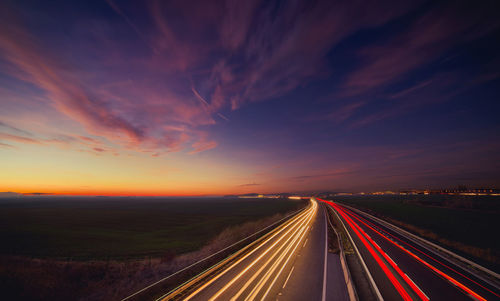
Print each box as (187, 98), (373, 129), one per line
(157, 199), (349, 301)
(318, 198), (500, 301)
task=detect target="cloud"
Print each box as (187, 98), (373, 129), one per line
(3, 0), (496, 158)
(0, 142), (15, 149)
(145, 0), (421, 114)
(0, 121), (33, 136)
(319, 1), (500, 128)
(0, 132), (41, 144)
(0, 11), (145, 145)
(346, 72), (464, 128)
(207, 0), (422, 110)
(0, 192), (24, 198)
(0, 4), (218, 154)
(217, 113), (230, 122)
(342, 1), (500, 96)
(239, 183), (260, 187)
(190, 139), (217, 154)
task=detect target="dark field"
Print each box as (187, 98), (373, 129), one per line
(332, 195), (500, 272)
(0, 197), (306, 260)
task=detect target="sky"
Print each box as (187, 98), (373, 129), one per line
(1, 0), (499, 195)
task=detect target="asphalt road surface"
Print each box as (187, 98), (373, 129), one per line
(319, 198), (500, 301)
(159, 199), (349, 301)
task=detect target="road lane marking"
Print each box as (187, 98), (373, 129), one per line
(317, 199), (384, 301)
(339, 204), (430, 301)
(282, 266), (295, 289)
(214, 210), (313, 301)
(347, 206), (500, 299)
(261, 213), (315, 300)
(247, 223), (309, 300)
(233, 219), (308, 301)
(384, 252), (397, 267)
(344, 204), (500, 282)
(340, 205), (487, 301)
(326, 201), (412, 300)
(322, 205), (328, 301)
(210, 201), (317, 301)
(405, 273), (429, 300)
(242, 203), (317, 301)
(181, 205), (314, 301)
(136, 206), (307, 301)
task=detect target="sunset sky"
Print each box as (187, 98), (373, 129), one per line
(1, 0), (499, 195)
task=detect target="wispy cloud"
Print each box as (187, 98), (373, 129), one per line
(0, 132), (41, 144)
(0, 121), (33, 137)
(0, 4), (219, 154)
(0, 11), (145, 145)
(342, 1), (500, 96)
(190, 139), (217, 154)
(0, 142), (15, 149)
(208, 0), (422, 111)
(239, 183), (260, 187)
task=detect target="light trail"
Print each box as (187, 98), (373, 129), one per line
(282, 266), (294, 289)
(181, 200), (317, 301)
(221, 201), (317, 301)
(251, 215), (314, 300)
(163, 202), (314, 301)
(243, 222), (308, 300)
(342, 204), (500, 299)
(320, 198), (489, 301)
(337, 203), (488, 301)
(331, 201), (414, 301)
(337, 204), (429, 301)
(229, 212), (311, 301)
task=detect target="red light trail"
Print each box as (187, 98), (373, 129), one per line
(318, 198), (488, 301)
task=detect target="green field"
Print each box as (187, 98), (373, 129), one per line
(0, 197), (306, 260)
(332, 195), (500, 271)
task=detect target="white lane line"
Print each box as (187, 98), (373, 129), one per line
(322, 206), (328, 301)
(149, 206), (310, 301)
(228, 208), (315, 301)
(259, 202), (319, 301)
(329, 205), (384, 301)
(185, 207), (314, 301)
(343, 204), (500, 282)
(384, 252), (398, 267)
(303, 238), (308, 248)
(405, 273), (430, 300)
(282, 266), (295, 289)
(260, 215), (315, 300)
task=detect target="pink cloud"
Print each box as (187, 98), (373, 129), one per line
(0, 5), (219, 154)
(342, 1), (500, 96)
(0, 142), (16, 149)
(189, 132), (217, 154)
(8, 0), (486, 157)
(190, 140), (217, 154)
(0, 133), (41, 144)
(0, 14), (144, 146)
(205, 0), (422, 111)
